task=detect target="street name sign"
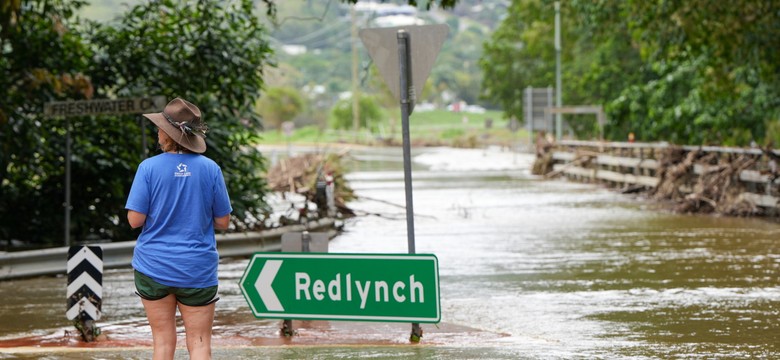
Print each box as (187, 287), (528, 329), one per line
(240, 253), (440, 323)
(44, 96), (166, 118)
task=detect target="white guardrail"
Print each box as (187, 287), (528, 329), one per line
(0, 219), (336, 281)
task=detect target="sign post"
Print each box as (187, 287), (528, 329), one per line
(524, 87), (555, 150)
(66, 245), (103, 342)
(359, 23), (448, 342)
(240, 253), (440, 323)
(43, 96), (165, 247)
(279, 231), (329, 336)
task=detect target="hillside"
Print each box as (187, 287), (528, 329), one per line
(78, 0), (506, 112)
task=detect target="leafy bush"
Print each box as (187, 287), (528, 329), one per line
(329, 95), (384, 132)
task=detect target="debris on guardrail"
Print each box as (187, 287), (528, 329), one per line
(267, 152), (356, 225)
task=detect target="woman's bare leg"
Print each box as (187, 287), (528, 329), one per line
(179, 302), (215, 360)
(141, 295), (178, 360)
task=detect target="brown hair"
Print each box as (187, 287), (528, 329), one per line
(160, 136), (193, 154)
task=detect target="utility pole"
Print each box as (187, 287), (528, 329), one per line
(554, 1), (562, 141)
(350, 5), (361, 143)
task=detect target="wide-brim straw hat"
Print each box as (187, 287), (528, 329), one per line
(143, 97), (208, 153)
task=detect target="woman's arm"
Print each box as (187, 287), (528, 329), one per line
(127, 210), (147, 229)
(214, 214), (230, 230)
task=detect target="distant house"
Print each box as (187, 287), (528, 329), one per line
(354, 2), (425, 27)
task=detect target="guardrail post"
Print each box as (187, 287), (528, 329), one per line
(282, 231), (311, 335)
(279, 230), (328, 337)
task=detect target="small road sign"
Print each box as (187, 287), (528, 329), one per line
(359, 24), (448, 104)
(44, 96), (166, 118)
(240, 253), (440, 323)
(66, 245), (103, 321)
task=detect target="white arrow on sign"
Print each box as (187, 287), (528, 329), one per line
(66, 272), (103, 299)
(65, 296), (100, 321)
(66, 246), (103, 273)
(255, 260), (284, 312)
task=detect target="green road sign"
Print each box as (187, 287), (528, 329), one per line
(239, 253), (440, 323)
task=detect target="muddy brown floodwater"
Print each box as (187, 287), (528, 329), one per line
(1, 146), (778, 359)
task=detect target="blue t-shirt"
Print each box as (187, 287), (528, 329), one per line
(125, 153), (232, 288)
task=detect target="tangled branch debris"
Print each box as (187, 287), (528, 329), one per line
(266, 152), (356, 220)
(651, 147), (766, 215)
(540, 142), (779, 218)
(651, 147), (700, 201)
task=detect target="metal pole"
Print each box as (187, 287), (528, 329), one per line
(64, 118), (72, 247)
(140, 116), (147, 158)
(510, 115), (516, 163)
(301, 231), (311, 253)
(397, 29), (422, 342)
(547, 87), (554, 135)
(283, 230), (312, 337)
(525, 87), (532, 152)
(350, 6), (360, 143)
(397, 30), (416, 256)
(554, 1), (562, 141)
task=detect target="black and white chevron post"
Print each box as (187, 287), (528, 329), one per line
(66, 245), (103, 323)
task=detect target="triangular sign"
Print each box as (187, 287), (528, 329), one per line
(359, 24), (449, 105)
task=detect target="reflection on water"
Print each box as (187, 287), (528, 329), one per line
(1, 146), (779, 358)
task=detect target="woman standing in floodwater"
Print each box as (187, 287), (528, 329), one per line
(125, 97), (232, 360)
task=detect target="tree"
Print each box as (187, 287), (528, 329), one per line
(603, 0), (780, 145)
(1, 0), (101, 246)
(0, 0), (463, 247)
(480, 0), (780, 145)
(256, 87), (306, 131)
(479, 0), (559, 121)
(433, 24), (486, 106)
(1, 0), (275, 247)
(90, 0), (274, 232)
(330, 95), (384, 132)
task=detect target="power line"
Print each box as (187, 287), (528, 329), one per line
(271, 0), (335, 27)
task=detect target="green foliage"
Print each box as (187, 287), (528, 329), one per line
(285, 51), (352, 93)
(440, 128), (465, 139)
(481, 0), (780, 146)
(329, 95), (384, 132)
(0, 0), (101, 246)
(479, 0), (556, 121)
(260, 109), (513, 148)
(256, 87), (306, 131)
(766, 119), (780, 147)
(433, 25), (488, 105)
(595, 0), (780, 146)
(265, 0), (489, 113)
(1, 0), (274, 246)
(90, 0), (274, 231)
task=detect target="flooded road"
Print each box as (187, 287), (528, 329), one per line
(1, 146), (779, 359)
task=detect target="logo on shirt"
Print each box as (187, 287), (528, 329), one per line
(175, 163), (191, 177)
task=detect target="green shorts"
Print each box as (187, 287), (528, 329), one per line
(134, 270), (219, 307)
